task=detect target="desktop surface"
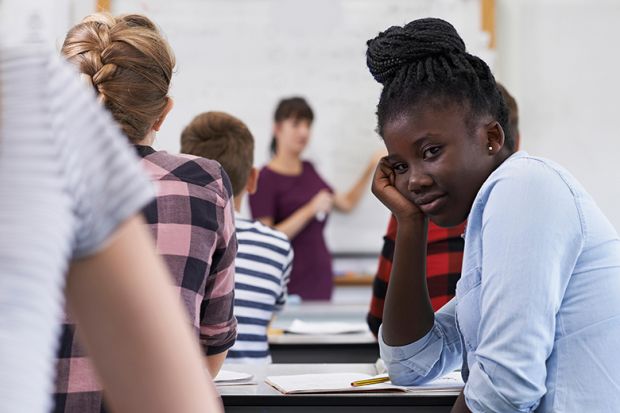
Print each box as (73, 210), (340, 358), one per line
(219, 363), (458, 412)
(269, 302), (379, 363)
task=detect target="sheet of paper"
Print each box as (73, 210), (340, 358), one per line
(265, 373), (406, 394)
(265, 371), (464, 394)
(214, 370), (256, 386)
(286, 319), (369, 335)
(408, 371), (464, 391)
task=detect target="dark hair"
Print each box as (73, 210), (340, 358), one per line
(366, 18), (514, 151)
(270, 96), (314, 155)
(180, 111), (254, 197)
(496, 82), (519, 142)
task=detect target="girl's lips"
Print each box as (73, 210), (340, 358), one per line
(417, 195), (448, 215)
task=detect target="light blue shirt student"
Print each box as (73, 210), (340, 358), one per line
(379, 152), (620, 412)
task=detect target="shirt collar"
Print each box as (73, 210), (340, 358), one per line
(134, 145), (156, 158)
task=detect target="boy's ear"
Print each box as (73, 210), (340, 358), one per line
(246, 167), (259, 195)
(514, 132), (521, 151)
(153, 97), (174, 132)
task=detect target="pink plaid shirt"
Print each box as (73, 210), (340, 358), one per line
(53, 146), (237, 412)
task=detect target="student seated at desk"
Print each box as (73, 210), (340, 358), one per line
(366, 17), (620, 412)
(181, 111), (293, 364)
(366, 83), (519, 337)
(55, 13), (237, 411)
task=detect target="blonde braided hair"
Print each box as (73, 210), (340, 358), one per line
(62, 13), (175, 143)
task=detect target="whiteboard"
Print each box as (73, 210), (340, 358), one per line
(111, 0), (491, 253)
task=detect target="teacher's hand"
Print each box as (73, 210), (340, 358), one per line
(310, 189), (334, 215)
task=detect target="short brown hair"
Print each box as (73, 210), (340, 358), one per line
(61, 13), (175, 144)
(496, 82), (519, 142)
(181, 112), (254, 197)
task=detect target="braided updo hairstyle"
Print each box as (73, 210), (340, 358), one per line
(62, 13), (175, 144)
(366, 18), (513, 150)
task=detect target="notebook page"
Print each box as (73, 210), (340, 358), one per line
(265, 373), (406, 394)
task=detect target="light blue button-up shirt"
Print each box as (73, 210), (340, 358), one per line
(379, 151), (620, 412)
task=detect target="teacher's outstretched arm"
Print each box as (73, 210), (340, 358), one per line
(334, 149), (387, 212)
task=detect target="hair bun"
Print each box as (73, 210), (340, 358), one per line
(366, 18), (466, 85)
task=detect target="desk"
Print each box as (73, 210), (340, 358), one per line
(269, 303), (379, 363)
(219, 363), (458, 413)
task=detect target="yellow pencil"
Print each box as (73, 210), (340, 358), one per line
(350, 375), (390, 387)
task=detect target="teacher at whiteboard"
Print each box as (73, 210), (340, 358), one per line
(250, 97), (384, 300)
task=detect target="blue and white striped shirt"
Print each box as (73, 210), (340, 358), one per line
(226, 217), (293, 364)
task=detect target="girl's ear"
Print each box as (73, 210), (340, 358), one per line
(153, 98), (174, 132)
(272, 121), (280, 137)
(485, 121), (505, 154)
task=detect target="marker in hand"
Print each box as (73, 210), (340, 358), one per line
(311, 189), (333, 222)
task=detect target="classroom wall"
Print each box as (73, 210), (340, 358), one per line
(109, 0), (491, 254)
(7, 0), (619, 245)
(496, 0), (620, 231)
(0, 0), (97, 48)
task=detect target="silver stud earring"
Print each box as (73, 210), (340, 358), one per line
(488, 146), (493, 152)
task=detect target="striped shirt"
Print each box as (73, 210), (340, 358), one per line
(0, 44), (153, 413)
(367, 215), (465, 337)
(54, 146), (238, 412)
(226, 217), (293, 364)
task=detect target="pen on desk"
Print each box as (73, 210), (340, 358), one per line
(350, 375), (390, 387)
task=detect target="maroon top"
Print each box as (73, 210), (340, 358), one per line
(249, 161), (333, 300)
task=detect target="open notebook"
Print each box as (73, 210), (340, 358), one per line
(265, 371), (464, 394)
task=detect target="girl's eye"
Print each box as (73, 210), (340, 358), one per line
(392, 163), (408, 174)
(422, 146), (442, 160)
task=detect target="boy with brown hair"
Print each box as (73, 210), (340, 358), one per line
(181, 112), (293, 363)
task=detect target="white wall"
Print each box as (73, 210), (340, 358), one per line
(12, 0), (616, 247)
(0, 0), (97, 48)
(496, 0), (620, 231)
(110, 0), (490, 253)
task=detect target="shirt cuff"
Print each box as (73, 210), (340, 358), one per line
(465, 361), (540, 413)
(378, 324), (443, 381)
(378, 324), (436, 361)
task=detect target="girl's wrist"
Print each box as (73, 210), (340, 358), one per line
(395, 213), (428, 231)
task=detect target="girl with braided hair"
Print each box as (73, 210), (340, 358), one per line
(368, 18), (620, 412)
(55, 13), (237, 412)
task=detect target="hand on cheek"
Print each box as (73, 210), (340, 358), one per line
(371, 158), (424, 222)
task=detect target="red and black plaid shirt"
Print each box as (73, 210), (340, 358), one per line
(367, 215), (466, 337)
(53, 146), (237, 412)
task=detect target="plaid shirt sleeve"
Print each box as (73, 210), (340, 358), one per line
(367, 216), (466, 338)
(198, 167), (238, 355)
(138, 151), (237, 354)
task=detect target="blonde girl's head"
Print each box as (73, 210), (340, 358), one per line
(62, 13), (175, 143)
